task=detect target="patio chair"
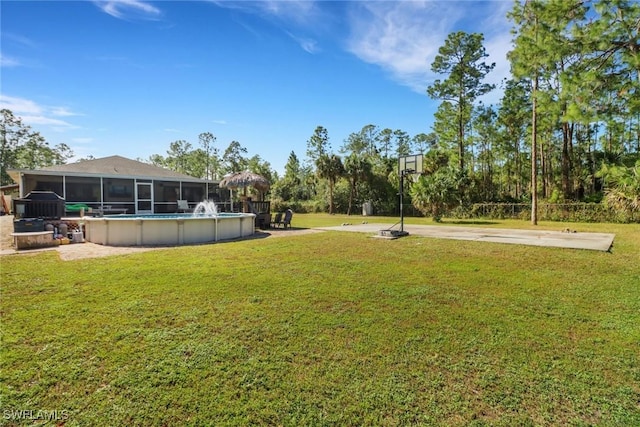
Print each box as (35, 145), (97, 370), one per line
(281, 209), (293, 229)
(273, 209), (293, 229)
(270, 212), (283, 228)
(176, 200), (192, 213)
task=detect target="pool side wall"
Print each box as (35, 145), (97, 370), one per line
(83, 214), (255, 246)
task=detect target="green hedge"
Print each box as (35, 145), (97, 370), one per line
(467, 203), (638, 223)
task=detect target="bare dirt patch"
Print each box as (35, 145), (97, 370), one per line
(0, 215), (13, 251)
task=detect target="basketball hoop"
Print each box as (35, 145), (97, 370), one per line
(398, 154), (424, 180)
(395, 154), (425, 236)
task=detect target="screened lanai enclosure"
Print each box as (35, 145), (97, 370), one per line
(8, 156), (231, 215)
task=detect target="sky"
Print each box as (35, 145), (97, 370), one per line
(1, 0), (515, 175)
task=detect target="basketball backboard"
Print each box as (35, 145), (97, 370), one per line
(398, 154), (424, 177)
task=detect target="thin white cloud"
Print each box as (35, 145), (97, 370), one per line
(51, 106), (82, 117)
(2, 32), (37, 48)
(345, 1), (513, 97)
(262, 0), (319, 25)
(286, 31), (320, 54)
(2, 33), (40, 68)
(479, 33), (514, 105)
(212, 120), (227, 125)
(474, 1), (515, 105)
(20, 115), (77, 131)
(0, 95), (79, 130)
(212, 1), (513, 98)
(93, 0), (162, 20)
(212, 0), (318, 26)
(345, 1), (464, 93)
(212, 0), (324, 53)
(0, 95), (43, 115)
(0, 54), (21, 68)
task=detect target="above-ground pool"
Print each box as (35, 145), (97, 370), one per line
(83, 213), (255, 246)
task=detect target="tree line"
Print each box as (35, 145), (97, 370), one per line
(277, 0), (640, 222)
(147, 134), (275, 189)
(2, 0), (638, 222)
(1, 109), (74, 186)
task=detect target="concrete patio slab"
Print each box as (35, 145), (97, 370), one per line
(315, 223), (615, 252)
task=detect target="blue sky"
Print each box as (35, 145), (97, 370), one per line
(1, 1), (514, 175)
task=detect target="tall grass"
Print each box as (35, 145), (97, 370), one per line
(1, 217), (639, 426)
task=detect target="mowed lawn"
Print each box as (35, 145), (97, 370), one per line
(1, 216), (639, 426)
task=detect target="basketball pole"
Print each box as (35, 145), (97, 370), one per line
(399, 168), (414, 234)
(400, 170), (404, 233)
(381, 154), (421, 239)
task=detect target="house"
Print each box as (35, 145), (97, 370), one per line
(7, 155), (230, 215)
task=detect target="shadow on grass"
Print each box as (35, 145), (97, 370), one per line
(251, 227), (312, 239)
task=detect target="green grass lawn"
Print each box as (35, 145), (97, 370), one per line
(1, 215), (639, 426)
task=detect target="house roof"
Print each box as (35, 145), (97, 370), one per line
(10, 155), (210, 182)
